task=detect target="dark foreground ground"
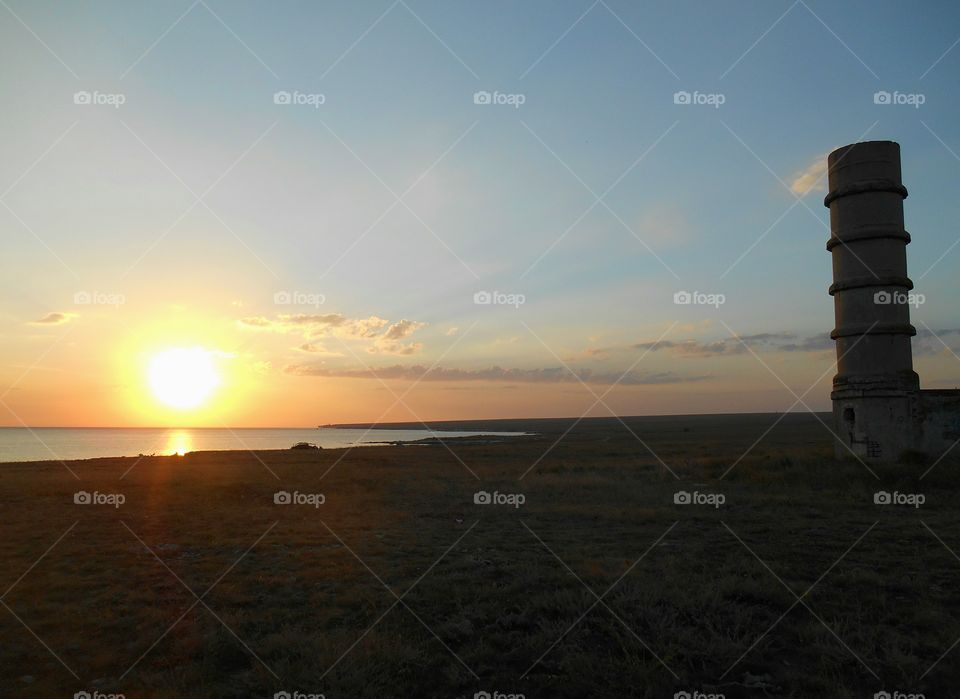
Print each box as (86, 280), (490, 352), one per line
(2, 413), (959, 698)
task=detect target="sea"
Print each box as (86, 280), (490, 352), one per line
(0, 427), (525, 463)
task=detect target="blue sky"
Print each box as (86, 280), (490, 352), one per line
(1, 0), (959, 425)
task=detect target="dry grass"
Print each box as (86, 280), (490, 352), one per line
(2, 413), (960, 698)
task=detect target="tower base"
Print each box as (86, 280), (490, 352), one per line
(833, 382), (960, 461)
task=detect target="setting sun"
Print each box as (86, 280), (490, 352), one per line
(148, 348), (220, 410)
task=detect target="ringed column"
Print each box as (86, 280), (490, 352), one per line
(824, 140), (919, 460)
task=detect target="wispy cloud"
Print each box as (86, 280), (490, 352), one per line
(616, 328), (957, 359)
(285, 363), (708, 385)
(632, 332), (823, 356)
(29, 312), (76, 325)
(790, 153), (830, 196)
(294, 342), (341, 356)
(914, 327), (960, 356)
(581, 331), (834, 358)
(239, 313), (388, 337)
(371, 319), (427, 355)
(777, 334), (834, 352)
(240, 312), (428, 355)
(633, 204), (694, 249)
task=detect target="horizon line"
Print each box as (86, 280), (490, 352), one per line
(0, 409), (834, 430)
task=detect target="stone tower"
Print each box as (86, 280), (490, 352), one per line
(825, 140), (919, 459)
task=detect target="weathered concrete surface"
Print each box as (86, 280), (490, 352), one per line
(825, 140), (959, 460)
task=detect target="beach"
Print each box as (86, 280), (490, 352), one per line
(3, 413), (959, 697)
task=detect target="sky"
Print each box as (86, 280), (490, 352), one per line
(1, 0), (959, 427)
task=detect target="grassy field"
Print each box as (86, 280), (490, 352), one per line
(2, 413), (959, 698)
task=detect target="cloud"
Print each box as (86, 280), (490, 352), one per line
(370, 342), (422, 356)
(381, 319), (423, 340)
(778, 334), (834, 352)
(241, 312), (428, 356)
(285, 363), (708, 386)
(790, 153), (830, 196)
(238, 315), (273, 327)
(633, 205), (693, 249)
(914, 327), (960, 356)
(30, 312), (75, 325)
(624, 332), (834, 357)
(445, 327), (460, 336)
(294, 342), (341, 356)
(621, 329), (960, 358)
(632, 332), (789, 357)
(625, 327), (956, 359)
(239, 313), (389, 338)
(631, 339), (732, 356)
(369, 319), (427, 355)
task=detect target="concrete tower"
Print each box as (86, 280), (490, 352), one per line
(825, 140), (919, 459)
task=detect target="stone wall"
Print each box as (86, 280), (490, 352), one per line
(917, 390), (960, 455)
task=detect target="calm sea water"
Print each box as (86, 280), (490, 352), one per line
(0, 427), (525, 463)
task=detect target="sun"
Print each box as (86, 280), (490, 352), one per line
(148, 347), (220, 410)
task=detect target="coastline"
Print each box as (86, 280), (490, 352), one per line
(0, 426), (533, 465)
(0, 414), (825, 465)
(0, 434), (537, 467)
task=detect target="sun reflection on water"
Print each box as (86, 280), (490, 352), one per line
(166, 430), (192, 456)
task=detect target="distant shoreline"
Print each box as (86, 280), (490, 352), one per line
(0, 414), (834, 464)
(318, 411), (832, 432)
(0, 434), (537, 466)
(0, 410), (832, 431)
(0, 426), (531, 465)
